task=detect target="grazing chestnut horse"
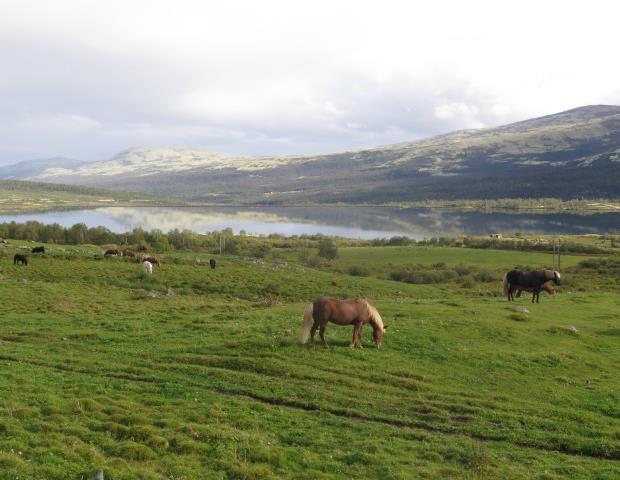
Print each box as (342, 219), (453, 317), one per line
(13, 253), (28, 265)
(300, 297), (387, 349)
(139, 255), (160, 267)
(123, 249), (135, 257)
(503, 269), (561, 303)
(516, 282), (556, 298)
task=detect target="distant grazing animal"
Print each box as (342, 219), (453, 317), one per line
(137, 245), (148, 252)
(139, 255), (160, 267)
(13, 253), (28, 265)
(516, 281), (556, 298)
(104, 249), (121, 257)
(143, 260), (153, 274)
(300, 297), (387, 349)
(122, 249), (135, 257)
(31, 246), (45, 254)
(209, 258), (216, 269)
(503, 269), (561, 303)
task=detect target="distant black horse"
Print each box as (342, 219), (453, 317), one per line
(14, 253), (28, 265)
(209, 258), (217, 269)
(32, 246), (45, 254)
(503, 269), (561, 303)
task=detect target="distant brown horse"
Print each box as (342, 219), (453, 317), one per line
(139, 255), (160, 267)
(122, 249), (135, 257)
(300, 297), (387, 349)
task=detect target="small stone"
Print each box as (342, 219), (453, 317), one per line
(511, 306), (529, 314)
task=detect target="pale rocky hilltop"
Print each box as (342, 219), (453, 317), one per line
(6, 105), (620, 203)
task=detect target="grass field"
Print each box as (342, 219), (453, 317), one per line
(0, 241), (618, 479)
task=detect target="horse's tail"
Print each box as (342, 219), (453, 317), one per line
(299, 303), (314, 344)
(503, 272), (510, 297)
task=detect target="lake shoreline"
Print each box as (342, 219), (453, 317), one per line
(0, 205), (619, 239)
(2, 199), (620, 215)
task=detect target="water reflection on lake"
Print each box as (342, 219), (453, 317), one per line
(0, 206), (619, 239)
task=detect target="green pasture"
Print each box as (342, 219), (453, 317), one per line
(332, 245), (585, 271)
(0, 243), (618, 479)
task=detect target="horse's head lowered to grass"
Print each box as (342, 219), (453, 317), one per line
(300, 297), (388, 349)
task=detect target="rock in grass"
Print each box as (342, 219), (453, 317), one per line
(507, 305), (530, 321)
(511, 306), (530, 314)
(547, 325), (580, 336)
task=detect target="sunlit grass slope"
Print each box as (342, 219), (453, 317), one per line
(0, 244), (618, 479)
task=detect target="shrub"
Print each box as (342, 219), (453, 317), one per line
(473, 271), (495, 282)
(317, 238), (338, 259)
(304, 255), (326, 268)
(349, 265), (369, 276)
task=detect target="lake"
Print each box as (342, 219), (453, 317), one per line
(0, 206), (619, 239)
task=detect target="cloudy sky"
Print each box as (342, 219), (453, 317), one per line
(1, 0), (619, 164)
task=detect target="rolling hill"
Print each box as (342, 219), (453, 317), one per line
(0, 179), (169, 212)
(4, 105), (620, 203)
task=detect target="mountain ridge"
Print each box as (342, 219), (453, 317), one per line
(3, 105), (620, 203)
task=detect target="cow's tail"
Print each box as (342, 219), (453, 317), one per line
(299, 303), (314, 344)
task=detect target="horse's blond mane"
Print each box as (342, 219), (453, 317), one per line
(359, 299), (384, 331)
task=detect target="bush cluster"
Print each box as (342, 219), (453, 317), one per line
(388, 263), (496, 285)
